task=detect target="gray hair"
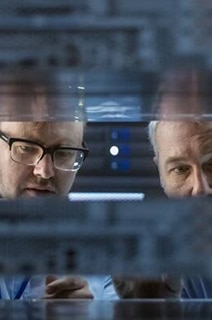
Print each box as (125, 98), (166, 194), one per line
(148, 121), (160, 157)
(148, 120), (212, 159)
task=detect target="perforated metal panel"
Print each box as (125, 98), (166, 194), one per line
(0, 197), (211, 276)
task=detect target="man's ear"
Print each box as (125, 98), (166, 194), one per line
(153, 156), (158, 166)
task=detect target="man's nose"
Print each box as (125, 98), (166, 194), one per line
(33, 154), (55, 179)
(191, 170), (212, 197)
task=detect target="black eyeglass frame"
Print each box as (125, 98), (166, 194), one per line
(0, 130), (89, 170)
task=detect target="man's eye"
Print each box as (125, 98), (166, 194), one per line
(172, 165), (190, 175)
(205, 159), (212, 171)
(17, 145), (35, 153)
(56, 150), (75, 158)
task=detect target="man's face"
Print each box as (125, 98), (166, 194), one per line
(155, 121), (212, 198)
(0, 121), (83, 199)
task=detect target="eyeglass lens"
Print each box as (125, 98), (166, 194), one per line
(10, 141), (84, 170)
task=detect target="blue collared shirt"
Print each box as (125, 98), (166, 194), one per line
(0, 275), (118, 300)
(182, 277), (212, 299)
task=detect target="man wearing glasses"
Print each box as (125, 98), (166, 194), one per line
(0, 120), (117, 300)
(0, 122), (88, 199)
(0, 120), (96, 299)
(0, 67), (119, 300)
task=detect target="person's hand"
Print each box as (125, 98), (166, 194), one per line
(44, 275), (94, 299)
(113, 274), (182, 299)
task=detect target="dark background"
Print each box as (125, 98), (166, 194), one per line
(0, 0), (211, 197)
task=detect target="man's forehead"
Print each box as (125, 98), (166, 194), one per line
(0, 121), (83, 141)
(1, 120), (82, 128)
(156, 121), (212, 160)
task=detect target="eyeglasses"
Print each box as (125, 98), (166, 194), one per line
(0, 131), (89, 172)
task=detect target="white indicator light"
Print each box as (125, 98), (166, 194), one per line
(110, 146), (119, 156)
